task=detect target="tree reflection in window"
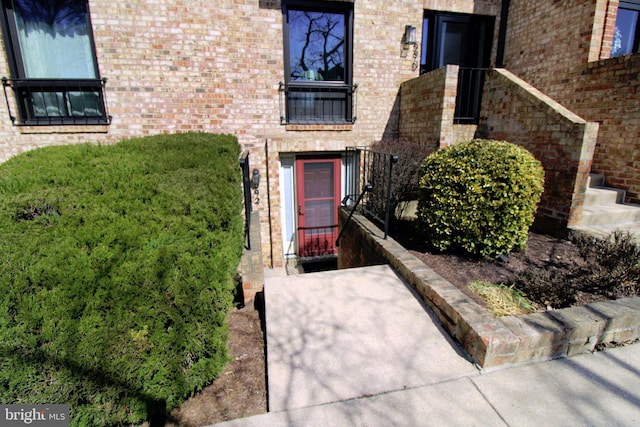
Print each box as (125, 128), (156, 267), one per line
(288, 10), (345, 82)
(612, 5), (640, 57)
(15, 0), (86, 28)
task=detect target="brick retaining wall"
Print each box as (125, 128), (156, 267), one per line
(504, 0), (640, 205)
(338, 209), (640, 369)
(481, 68), (599, 233)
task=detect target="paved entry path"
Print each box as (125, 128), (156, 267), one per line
(214, 264), (640, 426)
(263, 264), (479, 412)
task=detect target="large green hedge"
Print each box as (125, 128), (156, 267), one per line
(0, 133), (244, 425)
(417, 139), (545, 257)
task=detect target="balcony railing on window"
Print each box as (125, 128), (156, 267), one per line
(454, 68), (487, 124)
(279, 82), (357, 125)
(2, 78), (111, 126)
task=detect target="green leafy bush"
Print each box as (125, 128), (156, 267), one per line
(417, 139), (544, 257)
(0, 133), (243, 425)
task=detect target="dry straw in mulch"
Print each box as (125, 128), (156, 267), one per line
(468, 280), (538, 317)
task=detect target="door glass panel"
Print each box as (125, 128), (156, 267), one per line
(280, 157), (296, 254)
(304, 162), (334, 198)
(305, 200), (334, 233)
(440, 21), (467, 66)
(421, 12), (494, 73)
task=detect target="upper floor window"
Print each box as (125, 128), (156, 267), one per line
(612, 1), (640, 57)
(420, 11), (494, 124)
(420, 11), (493, 73)
(280, 0), (355, 125)
(0, 0), (109, 125)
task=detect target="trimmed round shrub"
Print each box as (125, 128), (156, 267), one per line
(417, 139), (544, 257)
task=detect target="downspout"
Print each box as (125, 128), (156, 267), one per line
(265, 139), (274, 268)
(496, 0), (510, 68)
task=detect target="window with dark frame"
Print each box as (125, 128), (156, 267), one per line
(0, 0), (109, 125)
(420, 11), (493, 74)
(612, 1), (640, 57)
(281, 0), (355, 125)
(420, 11), (494, 124)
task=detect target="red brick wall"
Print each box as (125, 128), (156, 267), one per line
(503, 0), (602, 94)
(400, 64), (480, 150)
(399, 65), (599, 233)
(399, 66), (449, 152)
(482, 69), (599, 233)
(571, 55), (640, 203)
(503, 0), (640, 204)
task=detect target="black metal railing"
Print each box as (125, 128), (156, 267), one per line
(343, 147), (397, 239)
(2, 77), (111, 126)
(239, 151), (252, 250)
(279, 82), (357, 125)
(336, 182), (372, 247)
(454, 67), (487, 124)
(298, 225), (339, 258)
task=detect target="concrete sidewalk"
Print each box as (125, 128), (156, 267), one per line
(214, 265), (640, 426)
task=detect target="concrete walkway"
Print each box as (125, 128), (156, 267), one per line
(214, 265), (640, 426)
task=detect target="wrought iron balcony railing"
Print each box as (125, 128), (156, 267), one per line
(279, 82), (357, 125)
(2, 77), (111, 126)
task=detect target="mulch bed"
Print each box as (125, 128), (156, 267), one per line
(166, 301), (267, 426)
(398, 230), (611, 308)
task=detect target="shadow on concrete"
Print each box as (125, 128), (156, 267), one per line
(264, 265), (479, 425)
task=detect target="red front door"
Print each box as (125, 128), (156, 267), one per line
(296, 157), (341, 257)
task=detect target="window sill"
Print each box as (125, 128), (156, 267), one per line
(17, 125), (110, 134)
(285, 124), (353, 132)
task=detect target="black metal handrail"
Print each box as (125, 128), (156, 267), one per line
(278, 82), (357, 125)
(454, 67), (487, 124)
(299, 224), (339, 258)
(343, 147), (397, 239)
(239, 151), (252, 250)
(336, 183), (372, 247)
(2, 77), (111, 126)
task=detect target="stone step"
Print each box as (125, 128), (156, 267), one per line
(579, 202), (640, 226)
(584, 186), (626, 205)
(587, 173), (605, 188)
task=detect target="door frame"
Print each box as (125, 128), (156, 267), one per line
(279, 152), (345, 259)
(295, 155), (342, 258)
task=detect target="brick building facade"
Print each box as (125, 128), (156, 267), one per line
(0, 0), (638, 269)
